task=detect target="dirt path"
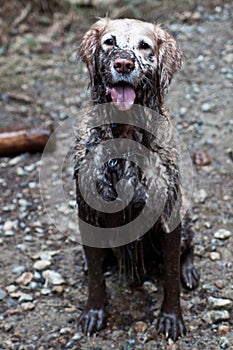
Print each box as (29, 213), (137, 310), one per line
(0, 2), (232, 349)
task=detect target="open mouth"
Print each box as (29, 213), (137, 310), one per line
(109, 82), (136, 111)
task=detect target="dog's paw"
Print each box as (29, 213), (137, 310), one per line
(181, 262), (199, 290)
(157, 311), (186, 341)
(78, 308), (105, 336)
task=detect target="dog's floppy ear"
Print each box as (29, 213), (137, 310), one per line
(155, 25), (183, 96)
(79, 18), (108, 73)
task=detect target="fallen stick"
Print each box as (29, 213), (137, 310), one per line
(0, 126), (53, 157)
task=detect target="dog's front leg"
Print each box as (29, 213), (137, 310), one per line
(78, 246), (107, 335)
(157, 224), (186, 340)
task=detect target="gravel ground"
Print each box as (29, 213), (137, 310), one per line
(0, 2), (232, 349)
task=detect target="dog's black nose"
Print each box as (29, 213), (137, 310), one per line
(113, 58), (135, 74)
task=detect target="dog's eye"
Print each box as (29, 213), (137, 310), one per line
(104, 38), (114, 46)
(139, 41), (151, 50)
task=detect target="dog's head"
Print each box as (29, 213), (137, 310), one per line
(79, 18), (183, 110)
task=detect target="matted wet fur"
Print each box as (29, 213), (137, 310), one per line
(75, 17), (199, 341)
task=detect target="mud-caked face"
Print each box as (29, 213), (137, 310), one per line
(98, 20), (159, 110)
(80, 18), (183, 110)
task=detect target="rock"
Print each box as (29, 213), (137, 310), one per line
(214, 229), (232, 240)
(18, 198), (29, 207)
(218, 324), (230, 335)
(18, 293), (33, 303)
(10, 291), (23, 298)
(33, 260), (51, 271)
(39, 252), (53, 261)
(60, 327), (72, 334)
(193, 150), (211, 166)
(41, 288), (51, 295)
(8, 155), (25, 166)
(4, 230), (15, 236)
(29, 281), (38, 289)
(110, 330), (125, 341)
(16, 167), (25, 176)
(143, 281), (158, 294)
(24, 163), (36, 172)
(219, 336), (230, 349)
(3, 220), (16, 231)
(5, 285), (18, 293)
(201, 103), (212, 112)
(193, 189), (208, 203)
(12, 265), (26, 275)
(203, 310), (230, 324)
(72, 332), (83, 341)
(7, 298), (18, 308)
(42, 270), (65, 286)
(0, 289), (7, 300)
(223, 53), (233, 64)
(215, 280), (224, 289)
(209, 252), (221, 261)
(3, 322), (14, 332)
(180, 107), (187, 117)
(21, 302), (35, 311)
(52, 286), (64, 294)
(134, 321), (148, 333)
(16, 272), (34, 285)
(167, 344), (179, 350)
(208, 297), (232, 309)
(28, 182), (36, 189)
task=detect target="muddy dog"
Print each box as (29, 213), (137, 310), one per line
(75, 18), (199, 340)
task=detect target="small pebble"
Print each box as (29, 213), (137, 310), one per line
(0, 289), (7, 300)
(3, 220), (16, 231)
(201, 103), (212, 112)
(24, 163), (36, 172)
(5, 285), (18, 293)
(28, 182), (36, 189)
(18, 293), (33, 303)
(60, 327), (72, 334)
(180, 107), (187, 117)
(16, 167), (25, 176)
(219, 336), (230, 349)
(223, 53), (233, 64)
(21, 302), (35, 311)
(215, 280), (224, 289)
(203, 310), (230, 324)
(33, 260), (51, 271)
(194, 189), (208, 203)
(209, 252), (221, 261)
(42, 270), (65, 286)
(3, 322), (14, 332)
(8, 155), (25, 166)
(208, 297), (232, 309)
(41, 288), (51, 295)
(7, 298), (18, 308)
(10, 291), (23, 298)
(72, 332), (83, 341)
(214, 229), (232, 240)
(143, 281), (158, 294)
(29, 281), (38, 289)
(16, 272), (34, 285)
(18, 199), (29, 207)
(193, 150), (211, 166)
(52, 286), (64, 294)
(4, 230), (15, 236)
(218, 324), (230, 335)
(134, 321), (148, 333)
(167, 344), (179, 350)
(12, 265), (26, 275)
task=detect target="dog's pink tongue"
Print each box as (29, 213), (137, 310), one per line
(110, 85), (136, 111)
